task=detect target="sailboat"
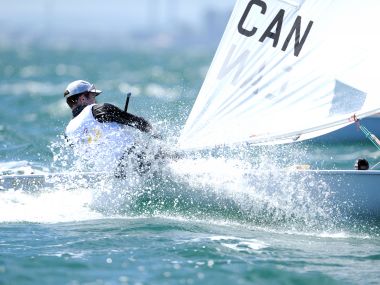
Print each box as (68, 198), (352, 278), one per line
(2, 0), (379, 218)
(177, 0), (380, 217)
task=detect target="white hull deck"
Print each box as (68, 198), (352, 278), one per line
(244, 169), (380, 218)
(1, 169), (379, 218)
(0, 172), (110, 192)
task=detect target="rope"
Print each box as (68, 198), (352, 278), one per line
(357, 123), (380, 151)
(353, 116), (380, 169)
(352, 115), (380, 150)
(370, 161), (380, 170)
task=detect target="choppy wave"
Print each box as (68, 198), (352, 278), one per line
(0, 81), (61, 96)
(0, 188), (102, 223)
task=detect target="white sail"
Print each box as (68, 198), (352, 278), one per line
(178, 0), (380, 150)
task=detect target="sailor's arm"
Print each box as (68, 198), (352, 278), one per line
(92, 103), (152, 133)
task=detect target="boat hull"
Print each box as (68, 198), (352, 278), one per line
(243, 169), (380, 218)
(1, 169), (379, 218)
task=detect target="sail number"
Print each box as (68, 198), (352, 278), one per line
(238, 0), (313, 57)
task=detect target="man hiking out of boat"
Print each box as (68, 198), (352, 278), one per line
(63, 79), (158, 176)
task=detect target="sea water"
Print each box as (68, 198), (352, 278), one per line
(1, 46), (379, 285)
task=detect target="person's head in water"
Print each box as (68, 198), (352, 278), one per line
(64, 80), (102, 109)
(355, 158), (369, 170)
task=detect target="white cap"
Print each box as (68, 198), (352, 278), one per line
(64, 80), (102, 98)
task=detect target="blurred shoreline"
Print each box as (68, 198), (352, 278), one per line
(0, 0), (233, 51)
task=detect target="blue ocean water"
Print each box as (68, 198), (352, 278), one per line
(0, 46), (380, 285)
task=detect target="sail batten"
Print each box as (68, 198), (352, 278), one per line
(178, 0), (380, 150)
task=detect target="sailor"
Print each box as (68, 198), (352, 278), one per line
(64, 80), (155, 175)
